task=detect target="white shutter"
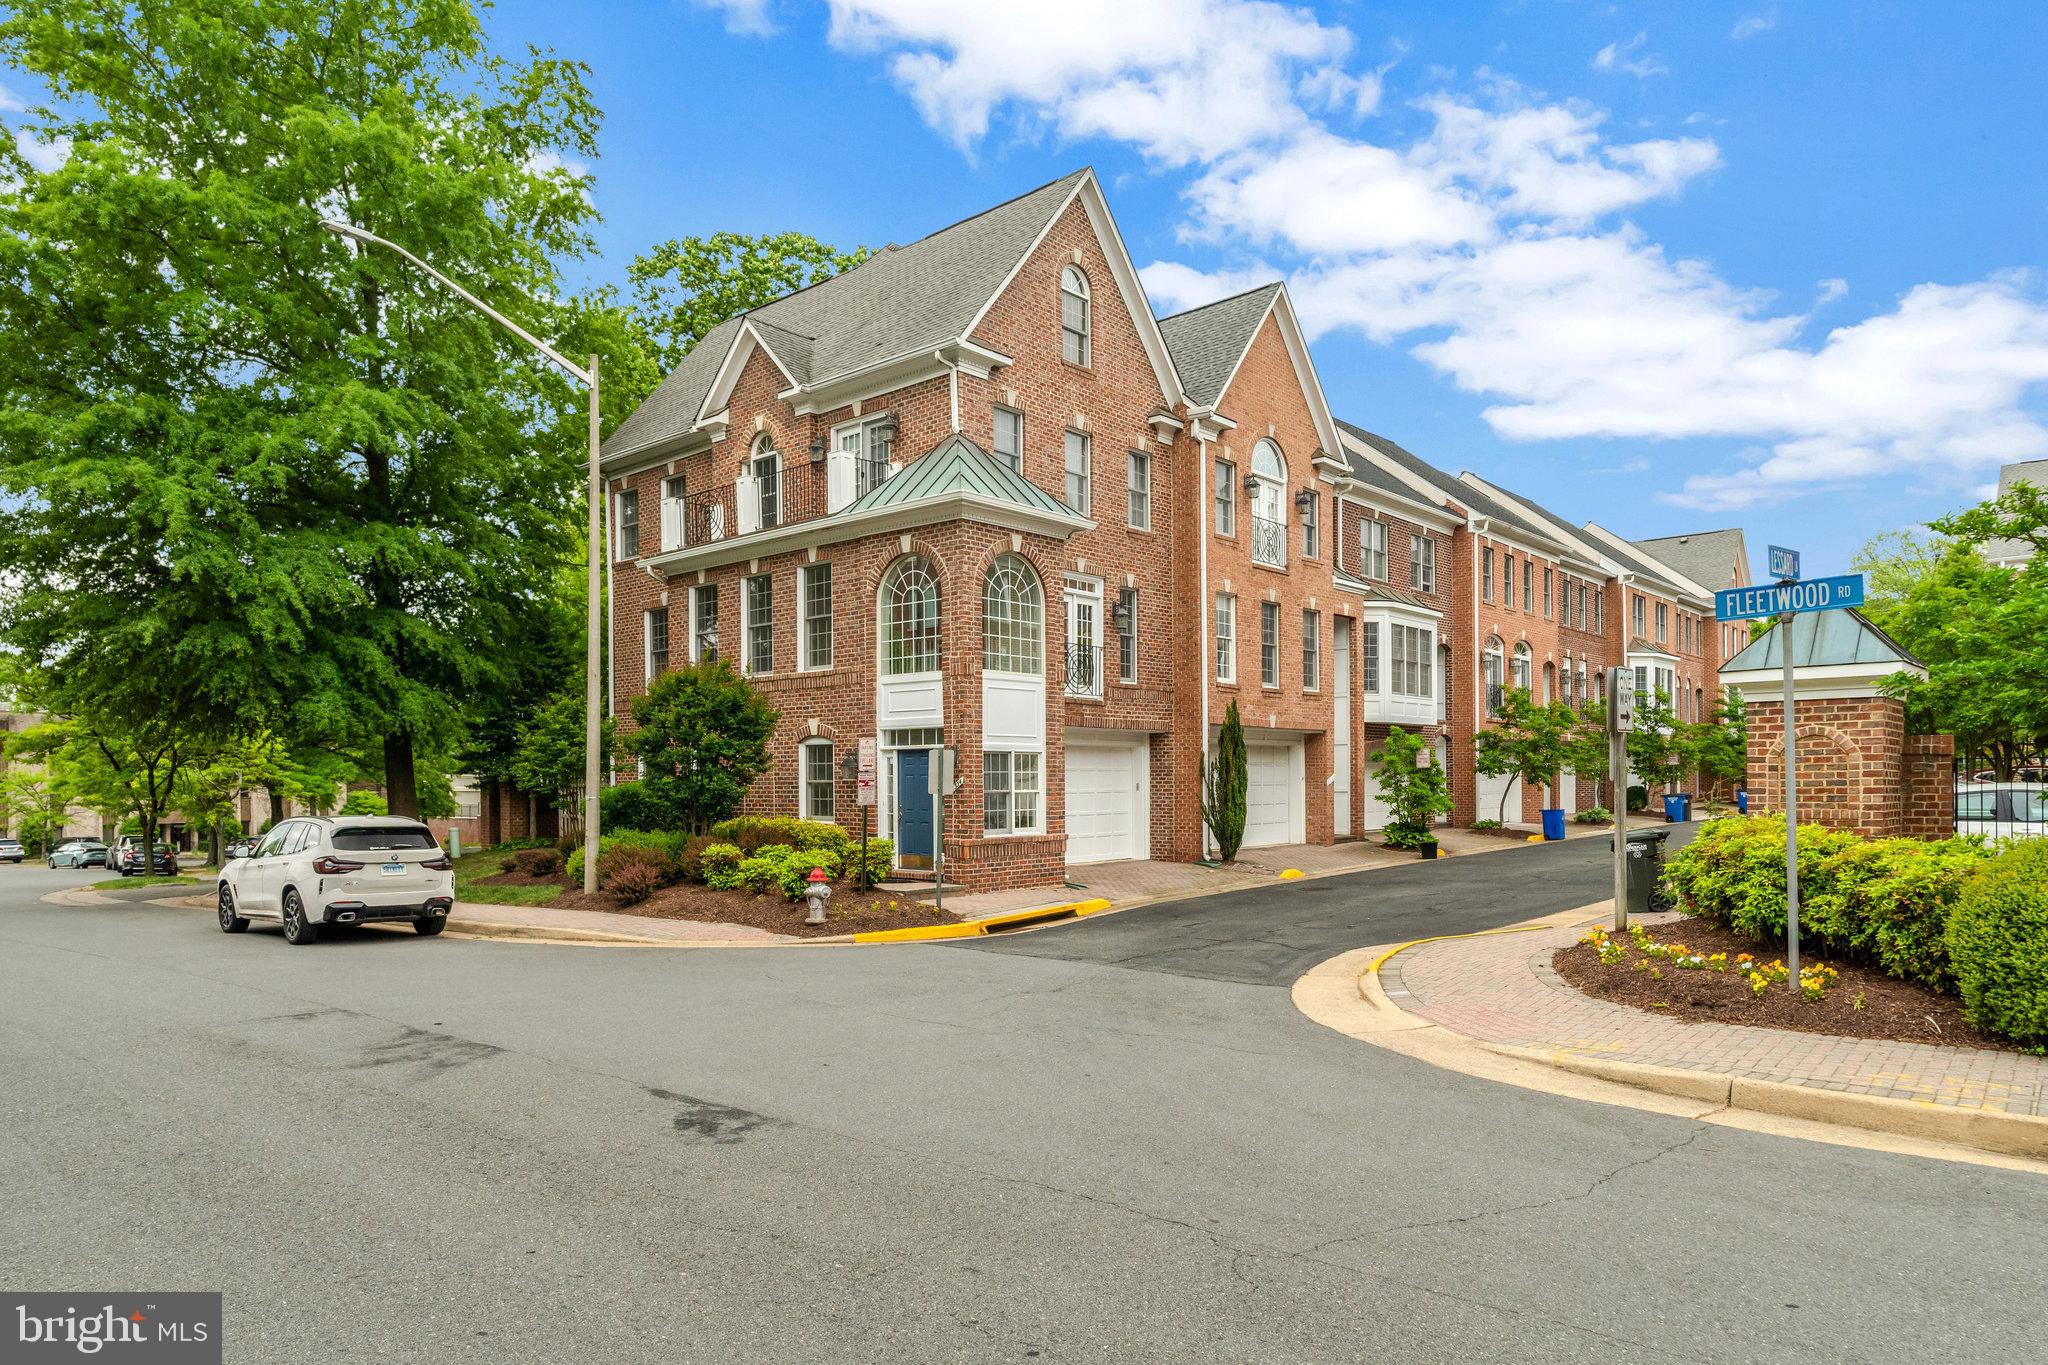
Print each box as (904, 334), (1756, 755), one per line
(826, 448), (855, 514)
(735, 474), (760, 536)
(660, 496), (684, 551)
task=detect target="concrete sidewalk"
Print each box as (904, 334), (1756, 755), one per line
(1383, 913), (2048, 1119)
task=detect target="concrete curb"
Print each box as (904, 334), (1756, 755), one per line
(1293, 906), (2048, 1174)
(852, 897), (1113, 943)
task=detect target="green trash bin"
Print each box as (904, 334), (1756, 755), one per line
(1607, 826), (1672, 917)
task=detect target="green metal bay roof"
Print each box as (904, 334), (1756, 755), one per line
(842, 433), (1073, 519)
(1720, 607), (1922, 673)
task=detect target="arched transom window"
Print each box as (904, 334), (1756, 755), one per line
(982, 554), (1044, 674)
(881, 555), (940, 675)
(1060, 265), (1091, 367)
(1249, 438), (1288, 566)
(1511, 641), (1533, 693)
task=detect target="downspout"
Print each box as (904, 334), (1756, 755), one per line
(1197, 432), (1214, 861)
(939, 351), (959, 433)
(604, 479), (615, 819)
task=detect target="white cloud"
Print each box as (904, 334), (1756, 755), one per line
(1591, 32), (1668, 79)
(0, 82), (24, 114)
(14, 129), (71, 173)
(1731, 11), (1778, 40)
(695, 0), (778, 37)
(765, 0), (2048, 513)
(824, 0), (1353, 164)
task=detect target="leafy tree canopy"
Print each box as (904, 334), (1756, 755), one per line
(626, 232), (870, 372)
(622, 659), (777, 834)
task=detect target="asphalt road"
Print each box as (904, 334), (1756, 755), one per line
(3, 840), (2044, 1363)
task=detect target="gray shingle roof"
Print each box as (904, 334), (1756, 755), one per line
(843, 433), (1073, 520)
(603, 169), (1091, 459)
(1335, 421), (1556, 542)
(1634, 529), (1748, 593)
(1582, 524), (1695, 589)
(1721, 608), (1921, 672)
(1158, 283), (1282, 407)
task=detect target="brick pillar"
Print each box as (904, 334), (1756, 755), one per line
(1744, 693), (1947, 839)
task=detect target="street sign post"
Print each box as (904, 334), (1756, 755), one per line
(1608, 667), (1635, 931)
(1716, 560), (1866, 984)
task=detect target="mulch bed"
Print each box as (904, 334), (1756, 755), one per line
(481, 869), (957, 939)
(1552, 916), (2014, 1052)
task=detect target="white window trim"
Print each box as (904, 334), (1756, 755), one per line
(1301, 608), (1320, 692)
(1214, 458), (1236, 536)
(1064, 429), (1092, 516)
(981, 747), (1045, 837)
(1215, 593), (1237, 683)
(1259, 600), (1281, 688)
(1362, 518), (1388, 582)
(644, 606), (670, 681)
(1126, 449), (1151, 531)
(1060, 265), (1091, 368)
(992, 405), (1024, 474)
(688, 583), (718, 663)
(615, 488), (639, 562)
(798, 562), (833, 672)
(798, 738), (835, 822)
(742, 572), (774, 677)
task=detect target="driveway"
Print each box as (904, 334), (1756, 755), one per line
(3, 828), (2043, 1364)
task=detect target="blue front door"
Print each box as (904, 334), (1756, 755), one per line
(895, 749), (934, 868)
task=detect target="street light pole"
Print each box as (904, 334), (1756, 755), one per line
(320, 219), (604, 894)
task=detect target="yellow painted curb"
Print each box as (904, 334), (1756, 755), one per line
(1364, 918), (1563, 975)
(852, 897), (1113, 943)
(1278, 868), (1304, 879)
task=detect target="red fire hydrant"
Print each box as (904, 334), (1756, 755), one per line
(803, 866), (832, 926)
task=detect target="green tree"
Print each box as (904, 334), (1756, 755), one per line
(1202, 702), (1249, 862)
(340, 790), (389, 817)
(1685, 687), (1749, 794)
(1563, 695), (1615, 810)
(0, 767), (68, 853)
(509, 689), (615, 812)
(1625, 688), (1684, 794)
(12, 710), (194, 861)
(1370, 726), (1451, 848)
(0, 0), (626, 818)
(626, 233), (870, 372)
(1474, 688), (1576, 822)
(623, 660), (777, 834)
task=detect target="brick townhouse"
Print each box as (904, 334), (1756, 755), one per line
(597, 168), (1754, 890)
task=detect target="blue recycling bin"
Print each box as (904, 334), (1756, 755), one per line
(1736, 789), (1749, 814)
(1540, 808), (1566, 841)
(1662, 793), (1686, 823)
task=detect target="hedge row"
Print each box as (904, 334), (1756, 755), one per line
(565, 820), (894, 904)
(1662, 816), (2048, 1044)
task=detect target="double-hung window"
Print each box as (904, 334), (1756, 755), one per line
(993, 406), (1024, 474)
(1259, 601), (1280, 687)
(1392, 625), (1432, 698)
(616, 489), (639, 561)
(1361, 519), (1388, 580)
(1633, 594), (1647, 639)
(983, 751), (1041, 833)
(1361, 620), (1380, 693)
(1482, 547), (1494, 601)
(1522, 559), (1534, 613)
(1301, 609), (1320, 691)
(1656, 602), (1669, 643)
(1127, 451), (1151, 530)
(799, 563), (833, 671)
(800, 740), (835, 821)
(1214, 593), (1236, 682)
(690, 583), (719, 662)
(1503, 553), (1514, 608)
(1213, 459), (1236, 534)
(1301, 494), (1319, 558)
(1594, 589), (1605, 634)
(743, 573), (773, 676)
(645, 607), (669, 678)
(1543, 568), (1553, 618)
(1410, 534), (1435, 593)
(1117, 588), (1137, 684)
(1064, 430), (1091, 515)
(1060, 266), (1091, 367)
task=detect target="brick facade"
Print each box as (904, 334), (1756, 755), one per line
(1744, 696), (1950, 840)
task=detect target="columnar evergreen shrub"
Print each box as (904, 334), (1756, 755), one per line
(1202, 701), (1248, 861)
(1946, 839), (2048, 1045)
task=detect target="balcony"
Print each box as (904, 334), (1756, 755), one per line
(1064, 643), (1104, 700)
(1250, 515), (1286, 567)
(654, 457), (907, 555)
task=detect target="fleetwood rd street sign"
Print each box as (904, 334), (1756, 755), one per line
(1715, 574), (1865, 622)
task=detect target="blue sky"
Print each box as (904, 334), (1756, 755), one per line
(17, 1), (2048, 579)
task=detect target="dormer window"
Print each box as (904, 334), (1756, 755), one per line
(1060, 265), (1091, 367)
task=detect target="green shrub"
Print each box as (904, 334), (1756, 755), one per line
(600, 781), (672, 835)
(340, 790), (388, 817)
(1470, 819), (1502, 831)
(700, 843), (745, 891)
(707, 816), (853, 857)
(1382, 822), (1433, 850)
(566, 831), (684, 887)
(676, 834), (714, 883)
(597, 841), (678, 892)
(554, 830), (580, 861)
(1947, 840), (2048, 1045)
(852, 838), (893, 885)
(1626, 784), (1649, 812)
(1574, 807), (1611, 824)
(604, 860), (664, 906)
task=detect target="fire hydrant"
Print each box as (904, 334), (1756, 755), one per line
(803, 866), (832, 926)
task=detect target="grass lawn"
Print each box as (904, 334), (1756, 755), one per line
(453, 847), (563, 907)
(90, 875), (199, 890)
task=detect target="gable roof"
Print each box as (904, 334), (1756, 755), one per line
(1456, 473), (1619, 569)
(1634, 529), (1749, 594)
(1985, 458), (2048, 565)
(1578, 522), (1709, 600)
(843, 432), (1074, 520)
(1336, 422), (1559, 545)
(1721, 608), (1921, 673)
(1158, 283), (1283, 407)
(603, 170), (1094, 461)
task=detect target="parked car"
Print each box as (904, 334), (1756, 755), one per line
(1954, 783), (2048, 845)
(47, 839), (110, 868)
(1963, 766), (2048, 784)
(0, 837), (25, 863)
(223, 838), (259, 861)
(216, 815), (454, 946)
(110, 842), (178, 877)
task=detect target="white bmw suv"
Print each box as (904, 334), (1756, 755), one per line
(218, 815), (455, 945)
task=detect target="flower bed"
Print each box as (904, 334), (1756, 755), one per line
(1553, 918), (2009, 1049)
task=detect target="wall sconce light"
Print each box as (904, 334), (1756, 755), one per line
(808, 439), (827, 463)
(1294, 488), (1315, 511)
(1242, 472), (1261, 493)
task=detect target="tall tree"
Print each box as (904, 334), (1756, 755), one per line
(1202, 702), (1249, 862)
(626, 233), (870, 372)
(1475, 688), (1577, 822)
(0, 0), (631, 816)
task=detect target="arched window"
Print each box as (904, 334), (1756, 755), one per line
(1060, 265), (1091, 366)
(749, 431), (781, 529)
(982, 554), (1043, 674)
(1512, 642), (1532, 694)
(1483, 636), (1505, 717)
(881, 555), (940, 675)
(1542, 660), (1556, 704)
(1249, 439), (1287, 566)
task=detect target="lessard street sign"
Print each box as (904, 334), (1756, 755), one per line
(1714, 574), (1864, 622)
(1768, 544), (1801, 580)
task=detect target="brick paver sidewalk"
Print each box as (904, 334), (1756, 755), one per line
(1383, 914), (2048, 1118)
(449, 900), (794, 944)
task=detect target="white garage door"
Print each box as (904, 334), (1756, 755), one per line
(1361, 756), (1393, 831)
(1244, 742), (1301, 848)
(1066, 737), (1147, 864)
(1477, 768), (1519, 825)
